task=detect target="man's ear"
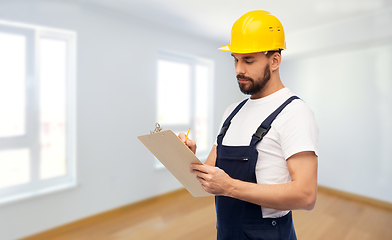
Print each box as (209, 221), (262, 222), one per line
(270, 52), (281, 71)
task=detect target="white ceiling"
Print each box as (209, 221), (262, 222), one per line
(78, 0), (392, 44)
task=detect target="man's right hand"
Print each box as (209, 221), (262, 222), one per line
(178, 132), (197, 154)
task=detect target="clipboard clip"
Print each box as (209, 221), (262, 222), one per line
(150, 123), (163, 134)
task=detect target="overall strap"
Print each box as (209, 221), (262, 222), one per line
(217, 99), (248, 143)
(250, 96), (300, 146)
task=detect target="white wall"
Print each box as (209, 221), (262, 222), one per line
(281, 8), (392, 203)
(0, 1), (243, 240)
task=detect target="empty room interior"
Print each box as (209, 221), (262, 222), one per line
(0, 0), (392, 239)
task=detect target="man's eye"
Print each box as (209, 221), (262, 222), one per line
(245, 61), (253, 64)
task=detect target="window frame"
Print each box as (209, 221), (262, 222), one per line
(0, 20), (77, 205)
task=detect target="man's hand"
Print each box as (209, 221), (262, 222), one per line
(178, 132), (197, 154)
(190, 164), (234, 196)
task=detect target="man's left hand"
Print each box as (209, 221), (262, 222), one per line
(190, 164), (234, 196)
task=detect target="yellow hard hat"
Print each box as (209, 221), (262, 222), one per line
(219, 10), (286, 53)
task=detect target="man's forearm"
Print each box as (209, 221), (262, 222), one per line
(192, 151), (318, 211)
(227, 152), (318, 211)
(226, 178), (317, 211)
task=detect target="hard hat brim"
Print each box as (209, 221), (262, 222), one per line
(218, 45), (231, 52)
(218, 44), (286, 54)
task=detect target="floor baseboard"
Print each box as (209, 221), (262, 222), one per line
(318, 185), (392, 211)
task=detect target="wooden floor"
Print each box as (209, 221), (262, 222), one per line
(293, 189), (392, 240)
(21, 188), (392, 240)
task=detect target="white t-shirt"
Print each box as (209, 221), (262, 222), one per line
(216, 88), (319, 218)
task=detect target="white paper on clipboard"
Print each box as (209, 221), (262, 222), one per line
(138, 129), (211, 197)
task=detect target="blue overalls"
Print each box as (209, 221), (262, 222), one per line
(215, 96), (299, 240)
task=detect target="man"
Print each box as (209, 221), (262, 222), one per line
(179, 10), (318, 240)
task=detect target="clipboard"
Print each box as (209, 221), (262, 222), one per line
(137, 124), (211, 197)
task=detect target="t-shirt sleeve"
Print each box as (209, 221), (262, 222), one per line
(277, 102), (319, 160)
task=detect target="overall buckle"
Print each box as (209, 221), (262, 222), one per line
(253, 125), (271, 139)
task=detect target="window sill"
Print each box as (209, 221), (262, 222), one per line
(0, 181), (79, 207)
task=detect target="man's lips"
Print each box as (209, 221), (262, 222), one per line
(238, 78), (251, 83)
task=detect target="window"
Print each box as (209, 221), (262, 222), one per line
(156, 52), (214, 165)
(0, 20), (76, 204)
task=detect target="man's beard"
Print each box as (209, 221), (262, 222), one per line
(237, 64), (271, 95)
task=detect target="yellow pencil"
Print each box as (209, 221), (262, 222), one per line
(185, 127), (190, 143)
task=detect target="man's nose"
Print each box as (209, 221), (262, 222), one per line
(235, 61), (246, 76)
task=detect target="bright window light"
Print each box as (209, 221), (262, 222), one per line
(195, 65), (209, 151)
(0, 32), (26, 137)
(157, 60), (191, 125)
(0, 149), (30, 188)
(39, 38), (67, 179)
